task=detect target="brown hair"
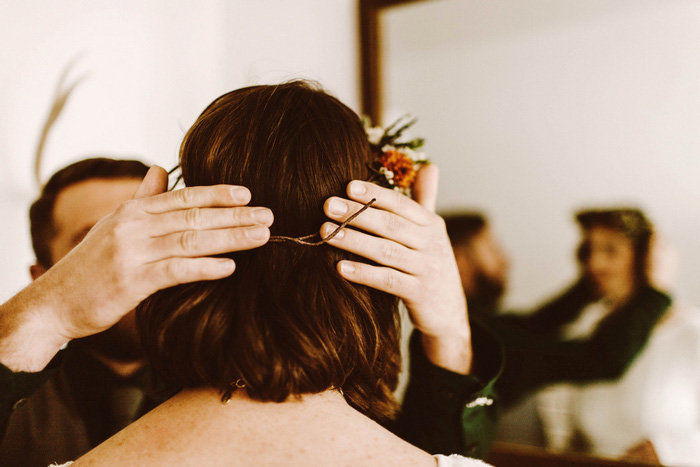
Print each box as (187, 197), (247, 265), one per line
(137, 81), (401, 421)
(442, 212), (488, 249)
(29, 157), (149, 267)
(575, 208), (653, 287)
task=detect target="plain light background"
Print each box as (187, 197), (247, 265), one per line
(383, 0), (700, 310)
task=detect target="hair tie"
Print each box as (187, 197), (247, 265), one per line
(269, 198), (376, 246)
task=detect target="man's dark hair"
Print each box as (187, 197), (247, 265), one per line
(30, 157), (149, 268)
(442, 212), (488, 248)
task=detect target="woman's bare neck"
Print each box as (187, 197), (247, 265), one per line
(74, 387), (435, 466)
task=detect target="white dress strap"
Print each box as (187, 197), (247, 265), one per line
(434, 454), (492, 466)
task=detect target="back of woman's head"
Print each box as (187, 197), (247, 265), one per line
(137, 81), (400, 421)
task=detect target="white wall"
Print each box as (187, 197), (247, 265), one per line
(383, 0), (700, 309)
(0, 0), (358, 301)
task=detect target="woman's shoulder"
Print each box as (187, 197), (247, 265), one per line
(434, 454), (493, 466)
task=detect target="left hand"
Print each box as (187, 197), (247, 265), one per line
(321, 165), (472, 373)
(622, 439), (659, 463)
(0, 167), (273, 372)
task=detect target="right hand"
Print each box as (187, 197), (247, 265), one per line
(321, 165), (472, 373)
(1, 166), (272, 370)
(646, 232), (677, 294)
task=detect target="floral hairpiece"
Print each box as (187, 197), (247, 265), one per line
(364, 115), (429, 197)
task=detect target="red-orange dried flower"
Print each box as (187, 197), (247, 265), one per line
(379, 148), (416, 189)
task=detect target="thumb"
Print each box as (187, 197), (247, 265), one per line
(133, 165), (169, 199)
(413, 163), (439, 213)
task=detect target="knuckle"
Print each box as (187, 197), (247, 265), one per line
(178, 230), (199, 253)
(243, 208), (259, 225)
(414, 234), (430, 251)
(381, 241), (400, 264)
(383, 269), (400, 291)
(384, 212), (403, 234)
(175, 188), (196, 206)
(115, 199), (137, 217)
(111, 217), (133, 243)
(393, 192), (409, 212)
(184, 207), (203, 227)
(163, 259), (185, 283)
(433, 214), (446, 229)
(382, 271), (396, 290)
(110, 258), (132, 294)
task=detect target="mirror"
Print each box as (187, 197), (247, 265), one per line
(362, 0), (700, 465)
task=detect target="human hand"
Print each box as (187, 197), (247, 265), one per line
(622, 439), (660, 463)
(321, 165), (472, 373)
(646, 232), (677, 295)
(0, 166), (272, 371)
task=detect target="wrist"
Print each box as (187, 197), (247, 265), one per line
(420, 329), (473, 375)
(0, 280), (71, 372)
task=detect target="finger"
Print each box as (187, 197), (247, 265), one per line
(412, 164), (439, 213)
(345, 180), (432, 225)
(138, 185), (252, 214)
(144, 257), (236, 290)
(324, 198), (424, 249)
(148, 206), (274, 236)
(153, 225), (270, 259)
(321, 223), (421, 274)
(133, 166), (169, 199)
(336, 260), (419, 300)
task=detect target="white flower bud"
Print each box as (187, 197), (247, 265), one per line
(365, 127), (384, 145)
(379, 167), (394, 179)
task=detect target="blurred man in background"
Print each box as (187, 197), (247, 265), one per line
(1, 158), (155, 465)
(443, 212), (509, 320)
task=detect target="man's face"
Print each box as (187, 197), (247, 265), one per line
(48, 178), (143, 264)
(33, 177), (143, 361)
(453, 226), (509, 315)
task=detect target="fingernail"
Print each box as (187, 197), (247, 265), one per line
(327, 227), (344, 240)
(217, 259), (236, 274)
(321, 223), (339, 238)
(231, 187), (251, 203)
(339, 261), (355, 274)
(252, 208), (273, 225)
(246, 226), (269, 241)
(328, 199), (348, 217)
(349, 181), (366, 197)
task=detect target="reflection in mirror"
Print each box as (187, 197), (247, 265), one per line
(365, 0), (700, 465)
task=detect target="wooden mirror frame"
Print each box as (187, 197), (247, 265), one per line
(358, 0), (427, 125)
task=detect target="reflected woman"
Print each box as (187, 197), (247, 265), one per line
(497, 209), (700, 464)
(69, 81), (489, 466)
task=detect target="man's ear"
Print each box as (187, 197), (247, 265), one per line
(30, 263), (48, 281)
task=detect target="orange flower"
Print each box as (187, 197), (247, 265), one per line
(379, 148), (416, 189)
